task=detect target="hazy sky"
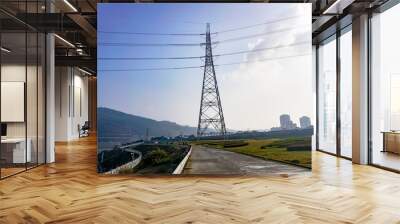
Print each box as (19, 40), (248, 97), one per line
(98, 3), (313, 130)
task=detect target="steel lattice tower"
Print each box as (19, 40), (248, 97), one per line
(197, 23), (226, 137)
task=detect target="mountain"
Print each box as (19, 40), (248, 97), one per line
(98, 107), (197, 140)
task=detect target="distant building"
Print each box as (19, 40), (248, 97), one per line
(280, 114), (297, 130)
(270, 127), (282, 131)
(299, 116), (311, 129)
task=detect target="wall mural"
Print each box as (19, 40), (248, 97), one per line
(97, 3), (313, 175)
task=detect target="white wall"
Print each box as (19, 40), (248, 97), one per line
(55, 67), (89, 141)
(55, 66), (69, 141)
(1, 63), (46, 164)
(1, 64), (27, 139)
(71, 73), (89, 138)
(1, 64), (41, 137)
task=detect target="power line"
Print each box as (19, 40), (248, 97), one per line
(98, 53), (311, 72)
(98, 31), (204, 36)
(99, 65), (203, 72)
(99, 55), (201, 60)
(98, 25), (307, 47)
(212, 15), (303, 34)
(98, 42), (202, 47)
(215, 53), (310, 67)
(215, 41), (308, 57)
(97, 15), (303, 37)
(98, 41), (309, 61)
(213, 26), (307, 44)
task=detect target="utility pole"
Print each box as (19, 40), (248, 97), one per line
(197, 23), (227, 137)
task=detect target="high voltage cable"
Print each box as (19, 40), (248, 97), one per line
(99, 55), (201, 60)
(98, 31), (204, 36)
(215, 41), (308, 57)
(213, 26), (307, 44)
(215, 53), (310, 67)
(99, 65), (202, 72)
(98, 42), (201, 47)
(212, 15), (302, 34)
(98, 15), (303, 36)
(98, 25), (307, 47)
(98, 53), (310, 72)
(98, 41), (309, 61)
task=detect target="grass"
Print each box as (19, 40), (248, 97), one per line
(194, 138), (311, 168)
(134, 144), (190, 174)
(192, 140), (248, 148)
(106, 144), (190, 175)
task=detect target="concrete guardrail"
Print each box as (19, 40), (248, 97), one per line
(105, 150), (142, 174)
(172, 146), (192, 175)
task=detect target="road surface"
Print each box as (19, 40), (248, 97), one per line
(183, 145), (308, 175)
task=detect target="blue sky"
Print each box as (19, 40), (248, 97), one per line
(98, 3), (312, 130)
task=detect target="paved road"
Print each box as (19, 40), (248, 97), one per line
(183, 145), (308, 175)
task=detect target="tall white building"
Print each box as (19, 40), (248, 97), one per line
(299, 116), (312, 128)
(280, 114), (297, 130)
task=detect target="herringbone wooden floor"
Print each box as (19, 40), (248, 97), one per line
(1, 135), (400, 224)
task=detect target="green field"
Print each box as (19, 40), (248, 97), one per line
(193, 137), (311, 168)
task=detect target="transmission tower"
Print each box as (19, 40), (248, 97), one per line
(197, 23), (227, 137)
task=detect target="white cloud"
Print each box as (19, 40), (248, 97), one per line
(217, 5), (313, 130)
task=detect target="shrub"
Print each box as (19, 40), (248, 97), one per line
(290, 159), (300, 164)
(261, 137), (311, 150)
(145, 148), (171, 165)
(287, 145), (311, 151)
(97, 149), (132, 172)
(223, 141), (249, 148)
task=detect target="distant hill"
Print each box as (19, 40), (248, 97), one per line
(98, 107), (197, 141)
